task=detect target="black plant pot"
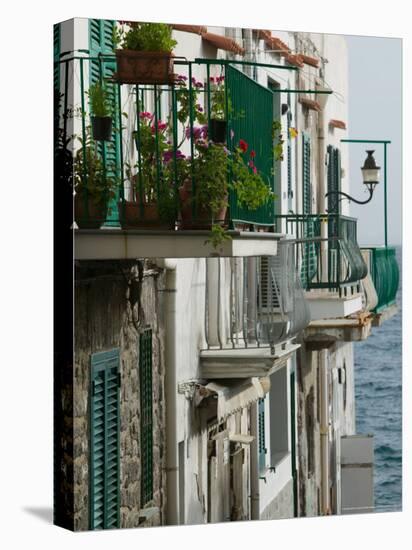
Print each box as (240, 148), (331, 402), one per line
(91, 116), (112, 141)
(209, 119), (227, 144)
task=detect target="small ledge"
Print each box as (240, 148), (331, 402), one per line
(75, 229), (283, 259)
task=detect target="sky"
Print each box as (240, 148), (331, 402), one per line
(344, 35), (402, 246)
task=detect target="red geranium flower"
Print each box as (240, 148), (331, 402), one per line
(250, 150), (256, 158)
(239, 139), (248, 153)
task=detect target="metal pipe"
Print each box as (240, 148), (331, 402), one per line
(158, 259), (180, 525)
(320, 349), (330, 515)
(250, 402), (260, 520)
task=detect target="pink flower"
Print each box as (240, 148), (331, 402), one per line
(209, 76), (215, 83)
(140, 111), (153, 120)
(151, 120), (167, 133)
(253, 166), (257, 174)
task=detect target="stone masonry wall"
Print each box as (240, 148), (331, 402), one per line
(74, 260), (166, 531)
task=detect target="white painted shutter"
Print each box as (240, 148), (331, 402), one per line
(340, 435), (374, 514)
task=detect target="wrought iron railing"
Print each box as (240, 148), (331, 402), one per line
(204, 240), (310, 350)
(274, 214), (368, 294)
(361, 246), (399, 313)
(54, 54), (280, 231)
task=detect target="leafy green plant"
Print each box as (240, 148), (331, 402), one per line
(114, 22), (177, 52)
(87, 82), (112, 117)
(272, 120), (285, 161)
(74, 129), (118, 208)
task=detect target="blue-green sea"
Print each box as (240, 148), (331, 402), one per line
(354, 246), (402, 513)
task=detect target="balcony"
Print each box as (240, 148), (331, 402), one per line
(55, 54), (285, 258)
(274, 214), (368, 320)
(361, 246), (399, 322)
(200, 240), (310, 378)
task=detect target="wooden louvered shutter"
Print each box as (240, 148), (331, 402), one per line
(88, 19), (121, 226)
(301, 133), (316, 286)
(90, 348), (120, 530)
(140, 330), (153, 506)
(258, 397), (266, 472)
(287, 92), (293, 210)
(53, 23), (61, 91)
(327, 146), (341, 249)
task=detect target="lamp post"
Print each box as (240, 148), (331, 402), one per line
(325, 149), (380, 205)
(340, 139), (390, 248)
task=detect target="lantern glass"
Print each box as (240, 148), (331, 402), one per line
(362, 167), (380, 185)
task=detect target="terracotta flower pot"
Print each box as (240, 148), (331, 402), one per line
(118, 199), (175, 230)
(115, 50), (175, 85)
(178, 179), (227, 230)
(75, 194), (108, 229)
(91, 116), (112, 141)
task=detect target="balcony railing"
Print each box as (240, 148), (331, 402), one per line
(55, 54), (280, 232)
(204, 240), (310, 350)
(274, 214), (368, 294)
(361, 246), (399, 313)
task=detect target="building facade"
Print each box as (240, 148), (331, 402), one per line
(53, 18), (400, 530)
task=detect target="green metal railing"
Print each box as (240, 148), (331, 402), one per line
(274, 214), (368, 293)
(54, 54), (287, 230)
(361, 246), (399, 313)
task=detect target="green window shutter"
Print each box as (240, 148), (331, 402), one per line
(53, 23), (61, 90)
(302, 132), (311, 215)
(88, 19), (121, 227)
(90, 348), (120, 530)
(287, 93), (293, 208)
(327, 146), (341, 252)
(140, 329), (153, 506)
(258, 397), (266, 472)
(301, 133), (316, 286)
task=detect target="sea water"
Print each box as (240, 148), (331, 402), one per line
(354, 246), (402, 513)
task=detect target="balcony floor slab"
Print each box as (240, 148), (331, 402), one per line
(304, 313), (373, 347)
(305, 291), (363, 321)
(199, 342), (300, 378)
(75, 229), (282, 259)
(372, 303), (398, 326)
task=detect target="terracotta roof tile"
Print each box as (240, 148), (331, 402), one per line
(171, 24), (207, 35)
(202, 32), (245, 55)
(299, 97), (321, 111)
(285, 53), (304, 68)
(299, 54), (320, 68)
(329, 119), (347, 130)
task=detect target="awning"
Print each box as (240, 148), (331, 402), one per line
(299, 97), (321, 111)
(197, 376), (271, 422)
(202, 32), (245, 55)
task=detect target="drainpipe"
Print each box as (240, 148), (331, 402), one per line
(319, 349), (330, 515)
(250, 401), (260, 520)
(157, 259), (179, 525)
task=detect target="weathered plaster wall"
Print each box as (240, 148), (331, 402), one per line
(74, 260), (167, 531)
(260, 479), (294, 520)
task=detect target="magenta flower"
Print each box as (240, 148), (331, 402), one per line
(151, 120), (167, 133)
(176, 74), (188, 82)
(140, 111), (153, 120)
(209, 76), (215, 83)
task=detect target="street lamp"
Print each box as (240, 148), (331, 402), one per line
(325, 149), (380, 205)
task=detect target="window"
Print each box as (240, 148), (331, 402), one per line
(258, 397), (267, 472)
(269, 367), (290, 466)
(140, 329), (153, 506)
(90, 348), (120, 530)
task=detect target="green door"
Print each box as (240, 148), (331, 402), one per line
(90, 348), (120, 530)
(139, 329), (154, 506)
(88, 19), (121, 226)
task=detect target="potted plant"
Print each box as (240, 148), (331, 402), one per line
(179, 139), (229, 229)
(87, 82), (112, 141)
(118, 112), (178, 229)
(74, 130), (117, 228)
(209, 75), (227, 143)
(113, 22), (177, 85)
